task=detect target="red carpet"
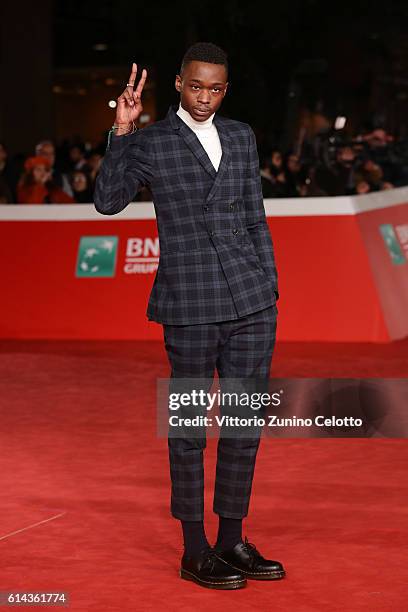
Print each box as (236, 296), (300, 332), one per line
(0, 339), (407, 611)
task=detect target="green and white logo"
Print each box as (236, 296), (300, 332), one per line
(379, 224), (405, 266)
(76, 236), (118, 277)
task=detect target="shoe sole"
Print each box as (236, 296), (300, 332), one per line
(244, 570), (286, 581)
(180, 568), (247, 590)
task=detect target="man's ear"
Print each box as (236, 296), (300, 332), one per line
(175, 74), (182, 93)
(223, 82), (229, 97)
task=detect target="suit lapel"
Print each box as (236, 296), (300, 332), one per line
(177, 120), (217, 179)
(205, 115), (231, 203)
(166, 105), (232, 202)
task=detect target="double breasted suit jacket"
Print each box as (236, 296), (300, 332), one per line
(94, 104), (279, 325)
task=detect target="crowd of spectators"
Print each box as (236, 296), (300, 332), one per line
(259, 128), (408, 198)
(0, 140), (103, 205)
(1, 125), (408, 204)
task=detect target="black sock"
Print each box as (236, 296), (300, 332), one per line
(181, 520), (210, 556)
(215, 516), (243, 550)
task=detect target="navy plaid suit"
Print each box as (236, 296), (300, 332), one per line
(164, 305), (277, 520)
(94, 104), (278, 324)
(94, 104), (279, 520)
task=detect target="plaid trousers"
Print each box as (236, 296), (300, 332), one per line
(163, 303), (277, 521)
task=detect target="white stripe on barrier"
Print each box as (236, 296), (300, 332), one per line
(1, 186), (407, 221)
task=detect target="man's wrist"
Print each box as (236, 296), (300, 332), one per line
(113, 123), (133, 136)
(107, 123), (136, 150)
(115, 128), (131, 137)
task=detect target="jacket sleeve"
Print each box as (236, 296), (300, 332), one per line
(93, 129), (154, 215)
(244, 125), (279, 299)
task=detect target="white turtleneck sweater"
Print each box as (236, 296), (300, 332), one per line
(176, 102), (222, 171)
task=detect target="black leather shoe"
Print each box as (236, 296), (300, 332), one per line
(214, 537), (286, 580)
(180, 546), (247, 589)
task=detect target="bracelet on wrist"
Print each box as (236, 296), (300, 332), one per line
(112, 120), (137, 131)
(107, 120), (137, 149)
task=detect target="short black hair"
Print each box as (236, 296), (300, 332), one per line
(180, 42), (228, 76)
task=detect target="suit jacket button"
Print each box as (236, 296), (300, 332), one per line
(232, 228), (239, 235)
(203, 205), (209, 212)
(209, 231), (215, 237)
(229, 203), (234, 210)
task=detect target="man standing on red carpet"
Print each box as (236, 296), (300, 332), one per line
(94, 42), (285, 590)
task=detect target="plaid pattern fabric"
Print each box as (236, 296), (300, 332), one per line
(164, 304), (277, 521)
(94, 104), (279, 325)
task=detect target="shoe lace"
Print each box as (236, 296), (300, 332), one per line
(242, 536), (262, 559)
(201, 548), (218, 571)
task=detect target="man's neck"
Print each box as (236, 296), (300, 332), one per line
(176, 102), (215, 130)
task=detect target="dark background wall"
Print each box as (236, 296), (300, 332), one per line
(0, 1), (53, 155)
(1, 0), (408, 154)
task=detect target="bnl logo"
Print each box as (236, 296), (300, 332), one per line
(76, 236), (118, 277)
(124, 237), (159, 274)
(379, 224), (406, 266)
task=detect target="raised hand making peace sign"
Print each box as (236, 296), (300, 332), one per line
(115, 63), (147, 135)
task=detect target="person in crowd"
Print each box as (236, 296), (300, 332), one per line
(17, 156), (75, 204)
(359, 128), (393, 150)
(283, 152), (303, 197)
(355, 158), (394, 192)
(85, 151), (103, 189)
(356, 128), (406, 185)
(260, 154), (276, 197)
(260, 150), (289, 197)
(269, 149), (283, 174)
(0, 142), (20, 201)
(355, 180), (371, 194)
(314, 145), (358, 196)
(0, 176), (13, 203)
(70, 170), (94, 203)
(269, 150), (290, 197)
(35, 140), (74, 198)
(134, 183), (154, 201)
(69, 144), (89, 172)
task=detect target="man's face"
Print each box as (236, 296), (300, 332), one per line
(287, 154), (300, 172)
(88, 153), (102, 171)
(337, 147), (355, 166)
(70, 147), (83, 163)
(72, 171), (87, 191)
(175, 60), (228, 122)
(33, 164), (50, 184)
(271, 152), (282, 168)
(37, 143), (55, 167)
